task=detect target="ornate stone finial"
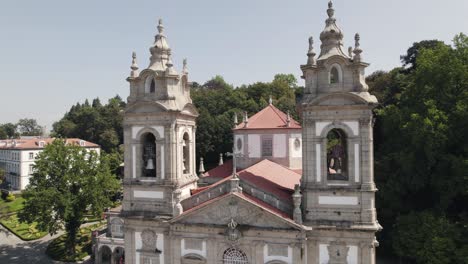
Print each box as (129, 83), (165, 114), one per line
(130, 51), (139, 78)
(199, 157), (205, 175)
(353, 33), (363, 61)
(233, 112), (238, 125)
(307, 36), (317, 65)
(286, 111), (291, 127)
(157, 18), (164, 34)
(243, 111), (249, 128)
(327, 1), (335, 18)
(219, 153), (224, 165)
(165, 53), (177, 74)
(182, 58), (188, 74)
(292, 184), (303, 224)
(269, 95), (273, 105)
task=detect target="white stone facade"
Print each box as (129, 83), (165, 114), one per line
(96, 2), (381, 264)
(0, 138), (100, 190)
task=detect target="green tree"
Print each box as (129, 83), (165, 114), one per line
(52, 96), (125, 153)
(18, 139), (119, 256)
(400, 39), (448, 73)
(1, 123), (19, 139)
(374, 34), (468, 262)
(0, 126), (7, 139)
(17, 118), (42, 136)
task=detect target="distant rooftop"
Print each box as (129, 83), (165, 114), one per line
(0, 137), (99, 150)
(234, 104), (301, 130)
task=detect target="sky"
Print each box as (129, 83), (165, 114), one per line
(0, 0), (467, 130)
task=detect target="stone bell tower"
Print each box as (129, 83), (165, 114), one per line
(122, 19), (199, 218)
(300, 2), (381, 263)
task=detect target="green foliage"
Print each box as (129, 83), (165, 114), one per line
(46, 222), (105, 262)
(0, 123), (19, 139)
(393, 212), (461, 264)
(192, 74), (301, 166)
(400, 39), (448, 73)
(18, 139), (119, 256)
(374, 34), (468, 262)
(5, 193), (15, 202)
(17, 118), (43, 136)
(0, 214), (48, 240)
(52, 96), (125, 153)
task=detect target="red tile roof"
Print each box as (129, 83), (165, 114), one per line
(240, 159), (301, 191)
(234, 104), (301, 130)
(199, 159), (301, 201)
(0, 138), (99, 150)
(173, 191), (302, 226)
(202, 159), (233, 179)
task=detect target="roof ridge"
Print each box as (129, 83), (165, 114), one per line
(268, 104), (288, 125)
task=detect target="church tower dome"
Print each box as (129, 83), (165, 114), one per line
(318, 1), (348, 60)
(122, 19), (198, 219)
(148, 19), (172, 71)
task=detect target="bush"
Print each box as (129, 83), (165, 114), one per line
(5, 193), (15, 202)
(1, 190), (8, 200)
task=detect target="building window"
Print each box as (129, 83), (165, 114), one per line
(142, 133), (156, 177)
(150, 79), (156, 93)
(182, 133), (190, 174)
(326, 129), (348, 180)
(236, 138), (242, 151)
(329, 65), (342, 84)
(261, 138), (273, 157)
(29, 164), (33, 174)
(330, 67), (339, 84)
(294, 138), (301, 151)
(29, 152), (34, 160)
(223, 248), (248, 264)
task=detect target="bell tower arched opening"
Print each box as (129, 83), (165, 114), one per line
(182, 132), (190, 174)
(142, 133), (156, 177)
(326, 128), (348, 180)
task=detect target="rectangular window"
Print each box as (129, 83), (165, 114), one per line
(29, 152), (34, 160)
(29, 164), (34, 174)
(261, 137), (273, 157)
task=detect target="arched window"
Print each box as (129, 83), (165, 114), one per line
(100, 246), (112, 264)
(330, 66), (340, 84)
(142, 133), (156, 177)
(326, 129), (348, 180)
(182, 133), (190, 174)
(223, 248), (248, 264)
(150, 79), (156, 93)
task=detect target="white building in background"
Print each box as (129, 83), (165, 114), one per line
(0, 138), (100, 190)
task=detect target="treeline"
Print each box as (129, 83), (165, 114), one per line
(368, 34), (468, 263)
(192, 74), (301, 167)
(0, 118), (44, 139)
(51, 34), (468, 263)
(52, 96), (125, 153)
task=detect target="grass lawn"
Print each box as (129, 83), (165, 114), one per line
(0, 195), (25, 215)
(0, 194), (48, 240)
(46, 222), (105, 262)
(0, 214), (48, 240)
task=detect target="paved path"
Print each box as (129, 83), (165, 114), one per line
(0, 224), (94, 264)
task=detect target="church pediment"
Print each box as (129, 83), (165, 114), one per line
(125, 101), (170, 114)
(306, 92), (377, 106)
(172, 193), (303, 230)
(181, 103), (199, 117)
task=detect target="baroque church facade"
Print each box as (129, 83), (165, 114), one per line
(95, 1), (381, 263)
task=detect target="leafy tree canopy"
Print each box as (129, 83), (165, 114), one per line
(18, 139), (119, 256)
(17, 118), (43, 136)
(374, 33), (468, 263)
